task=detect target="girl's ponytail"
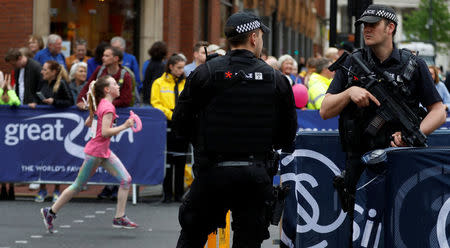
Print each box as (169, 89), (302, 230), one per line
(87, 80), (97, 119)
(86, 75), (112, 118)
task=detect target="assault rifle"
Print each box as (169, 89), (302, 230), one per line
(329, 51), (428, 147)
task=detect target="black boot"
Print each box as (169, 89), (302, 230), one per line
(333, 172), (354, 213)
(7, 183), (15, 200)
(0, 184), (7, 200)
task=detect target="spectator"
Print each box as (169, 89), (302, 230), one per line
(34, 34), (67, 69)
(78, 47), (133, 111)
(68, 62), (88, 103)
(39, 60), (73, 108)
(302, 57), (318, 88)
(278, 54), (295, 85)
(151, 54), (188, 203)
(324, 47), (339, 61)
(336, 41), (355, 57)
(5, 48), (42, 108)
(265, 55), (278, 69)
(306, 58), (334, 109)
(142, 41), (167, 104)
(110, 36), (141, 90)
(429, 65), (450, 110)
(184, 41), (209, 77)
(28, 35), (44, 57)
(0, 73), (19, 201)
(66, 39), (91, 72)
(35, 60), (73, 203)
(87, 42), (109, 80)
(290, 59), (303, 84)
(261, 47), (268, 60)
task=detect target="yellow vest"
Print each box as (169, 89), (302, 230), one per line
(150, 72), (186, 120)
(306, 73), (332, 110)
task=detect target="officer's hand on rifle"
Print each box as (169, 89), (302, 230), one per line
(390, 131), (407, 147)
(348, 86), (380, 108)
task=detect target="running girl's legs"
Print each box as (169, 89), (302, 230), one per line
(101, 152), (132, 218)
(51, 155), (103, 213)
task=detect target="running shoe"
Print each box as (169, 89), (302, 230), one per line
(52, 190), (60, 203)
(40, 207), (56, 233)
(35, 189), (48, 203)
(112, 215), (138, 229)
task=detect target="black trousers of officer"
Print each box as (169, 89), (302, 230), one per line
(176, 162), (273, 248)
(164, 128), (188, 201)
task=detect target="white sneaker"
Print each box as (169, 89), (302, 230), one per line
(29, 183), (40, 190)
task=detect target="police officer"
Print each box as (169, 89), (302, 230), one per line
(172, 11), (297, 247)
(320, 4), (446, 245)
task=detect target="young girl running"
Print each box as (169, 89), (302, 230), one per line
(40, 75), (138, 233)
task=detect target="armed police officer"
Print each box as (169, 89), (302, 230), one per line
(172, 12), (297, 248)
(320, 4), (446, 245)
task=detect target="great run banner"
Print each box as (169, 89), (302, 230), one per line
(0, 106), (166, 185)
(280, 131), (450, 247)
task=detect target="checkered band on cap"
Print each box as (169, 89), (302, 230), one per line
(235, 20), (261, 34)
(362, 9), (398, 24)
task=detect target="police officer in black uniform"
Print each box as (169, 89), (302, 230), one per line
(172, 11), (297, 248)
(320, 4), (446, 246)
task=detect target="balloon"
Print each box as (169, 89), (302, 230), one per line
(129, 110), (142, 132)
(292, 84), (308, 108)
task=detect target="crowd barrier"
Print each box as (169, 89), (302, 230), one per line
(0, 105), (166, 185)
(280, 131), (450, 248)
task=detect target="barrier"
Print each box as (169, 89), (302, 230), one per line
(0, 105), (166, 185)
(280, 131), (450, 247)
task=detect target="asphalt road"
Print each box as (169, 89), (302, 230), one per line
(0, 197), (280, 248)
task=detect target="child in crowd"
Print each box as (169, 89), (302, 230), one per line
(40, 75), (138, 233)
(0, 72), (20, 200)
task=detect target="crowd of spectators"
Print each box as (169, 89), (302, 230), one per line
(1, 34), (449, 202)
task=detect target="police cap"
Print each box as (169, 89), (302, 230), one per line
(224, 12), (270, 38)
(355, 4), (398, 26)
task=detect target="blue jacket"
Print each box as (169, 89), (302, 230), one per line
(34, 48), (67, 70)
(123, 52), (141, 90)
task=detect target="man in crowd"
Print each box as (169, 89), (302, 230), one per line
(183, 41), (209, 77)
(306, 58), (334, 109)
(66, 39), (90, 71)
(110, 36), (141, 91)
(5, 48), (42, 108)
(34, 34), (67, 69)
(77, 46), (133, 109)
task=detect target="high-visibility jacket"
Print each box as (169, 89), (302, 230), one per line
(0, 89), (20, 106)
(306, 73), (332, 110)
(151, 72), (186, 120)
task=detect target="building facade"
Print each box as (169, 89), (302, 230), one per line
(0, 0), (324, 75)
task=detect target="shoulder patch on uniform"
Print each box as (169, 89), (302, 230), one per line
(225, 71), (233, 79)
(255, 72), (263, 80)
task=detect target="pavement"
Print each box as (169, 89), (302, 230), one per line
(0, 184), (281, 248)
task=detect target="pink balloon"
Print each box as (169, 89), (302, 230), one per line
(129, 110), (142, 132)
(292, 84), (308, 108)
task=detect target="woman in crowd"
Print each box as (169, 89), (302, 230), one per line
(278, 54), (296, 85)
(28, 35), (45, 57)
(35, 60), (73, 203)
(68, 62), (88, 103)
(41, 75), (138, 233)
(86, 42), (109, 80)
(151, 54), (188, 203)
(429, 65), (450, 110)
(142, 41), (167, 104)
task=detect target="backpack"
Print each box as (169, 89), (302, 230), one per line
(96, 65), (140, 106)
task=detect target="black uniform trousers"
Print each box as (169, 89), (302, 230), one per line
(176, 162), (273, 248)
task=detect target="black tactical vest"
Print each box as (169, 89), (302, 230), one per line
(339, 48), (421, 152)
(197, 54), (276, 161)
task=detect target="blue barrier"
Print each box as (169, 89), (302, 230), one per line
(280, 131), (450, 247)
(0, 105), (166, 185)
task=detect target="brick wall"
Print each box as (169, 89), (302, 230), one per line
(164, 0), (223, 63)
(0, 0), (33, 74)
